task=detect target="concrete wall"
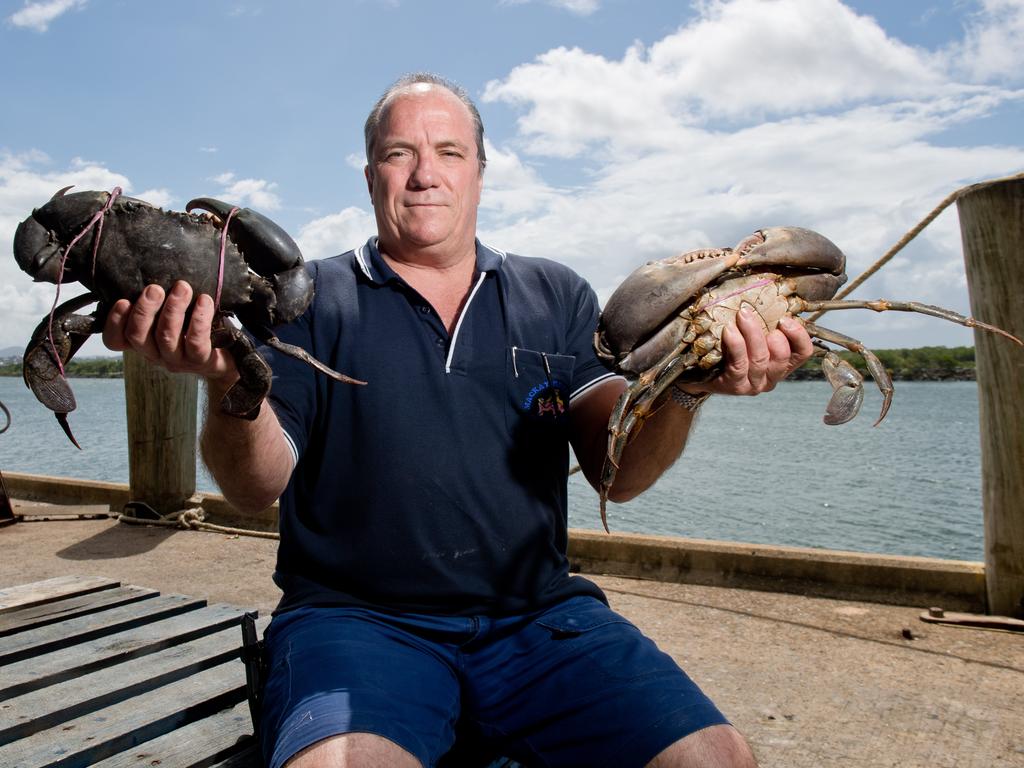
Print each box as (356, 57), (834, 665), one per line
(4, 472), (986, 611)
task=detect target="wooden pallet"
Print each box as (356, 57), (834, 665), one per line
(0, 575), (265, 767)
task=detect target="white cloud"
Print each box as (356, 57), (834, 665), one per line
(502, 0), (600, 16)
(7, 0), (86, 32)
(345, 153), (366, 171)
(295, 207), (377, 261)
(134, 188), (175, 209)
(950, 0), (1024, 82)
(211, 172), (282, 211)
(478, 0), (1024, 349)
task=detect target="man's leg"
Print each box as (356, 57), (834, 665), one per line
(463, 596), (748, 768)
(285, 732), (421, 767)
(647, 724), (758, 768)
(259, 606), (463, 768)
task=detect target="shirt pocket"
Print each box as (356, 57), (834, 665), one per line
(507, 346), (575, 428)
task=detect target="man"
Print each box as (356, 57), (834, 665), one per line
(104, 74), (813, 767)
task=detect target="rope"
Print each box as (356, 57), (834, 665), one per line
(807, 171), (1024, 322)
(117, 506), (281, 539)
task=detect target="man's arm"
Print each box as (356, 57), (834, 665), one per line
(570, 308), (813, 502)
(103, 281), (293, 512)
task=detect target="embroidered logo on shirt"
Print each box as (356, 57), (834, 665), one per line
(523, 379), (567, 420)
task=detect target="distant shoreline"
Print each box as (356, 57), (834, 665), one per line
(0, 345), (980, 382)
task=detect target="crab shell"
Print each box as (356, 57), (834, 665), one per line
(13, 190), (310, 329)
(595, 227), (848, 377)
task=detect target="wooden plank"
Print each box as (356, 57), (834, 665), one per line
(0, 593), (205, 665)
(0, 658), (249, 768)
(209, 741), (263, 768)
(0, 576), (119, 614)
(89, 700), (257, 768)
(0, 623), (249, 743)
(0, 585), (158, 638)
(0, 603), (246, 699)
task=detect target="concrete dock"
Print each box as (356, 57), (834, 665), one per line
(3, 497), (1022, 767)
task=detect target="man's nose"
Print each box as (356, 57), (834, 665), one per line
(408, 153), (438, 189)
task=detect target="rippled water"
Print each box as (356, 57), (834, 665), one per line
(0, 377), (984, 561)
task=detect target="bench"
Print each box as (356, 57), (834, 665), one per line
(0, 575), (264, 767)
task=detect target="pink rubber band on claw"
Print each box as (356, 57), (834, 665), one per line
(47, 186), (122, 377)
(215, 207), (240, 311)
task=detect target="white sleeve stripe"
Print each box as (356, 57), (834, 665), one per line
(281, 427), (299, 469)
(570, 371), (623, 401)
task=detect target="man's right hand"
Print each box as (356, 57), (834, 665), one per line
(101, 280), (238, 384)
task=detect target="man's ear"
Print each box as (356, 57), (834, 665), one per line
(364, 165), (374, 196)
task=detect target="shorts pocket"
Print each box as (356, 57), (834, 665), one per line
(533, 598), (663, 684)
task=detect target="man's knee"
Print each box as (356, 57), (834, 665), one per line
(285, 732), (422, 768)
(647, 724), (757, 768)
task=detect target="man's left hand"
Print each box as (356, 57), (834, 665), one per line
(679, 306), (814, 397)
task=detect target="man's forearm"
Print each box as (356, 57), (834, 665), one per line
(603, 388), (699, 502)
(200, 377), (294, 513)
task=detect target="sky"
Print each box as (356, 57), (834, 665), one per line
(2, 0), (1023, 359)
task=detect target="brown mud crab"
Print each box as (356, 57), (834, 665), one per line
(14, 187), (364, 447)
(594, 226), (1022, 530)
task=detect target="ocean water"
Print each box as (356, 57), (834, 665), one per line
(0, 376), (985, 561)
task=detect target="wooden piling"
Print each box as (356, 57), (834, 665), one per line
(123, 351), (199, 515)
(956, 177), (1024, 618)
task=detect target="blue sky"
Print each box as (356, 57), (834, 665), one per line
(2, 0), (1023, 357)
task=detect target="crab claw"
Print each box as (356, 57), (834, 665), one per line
(598, 248), (739, 366)
(22, 293), (100, 448)
(186, 197), (303, 278)
(738, 227), (847, 276)
(14, 211), (66, 284)
(14, 189), (124, 284)
(820, 351), (864, 425)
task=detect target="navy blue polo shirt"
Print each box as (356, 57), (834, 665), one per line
(261, 237), (616, 617)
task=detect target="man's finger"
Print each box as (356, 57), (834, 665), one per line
(155, 281), (193, 361)
(779, 316), (814, 366)
(737, 306), (770, 391)
(101, 299), (133, 351)
(184, 293), (216, 363)
(124, 284), (166, 359)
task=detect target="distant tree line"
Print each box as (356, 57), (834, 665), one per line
(0, 346), (982, 381)
(790, 346), (978, 381)
(0, 356), (125, 378)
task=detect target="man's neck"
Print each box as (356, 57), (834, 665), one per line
(379, 242), (478, 333)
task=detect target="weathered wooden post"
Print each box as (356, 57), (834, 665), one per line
(957, 177), (1024, 618)
(123, 350), (198, 515)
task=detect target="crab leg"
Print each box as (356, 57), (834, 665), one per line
(600, 342), (702, 530)
(795, 299), (1023, 346)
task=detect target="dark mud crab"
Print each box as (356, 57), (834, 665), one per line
(594, 226), (1022, 530)
(14, 187), (364, 446)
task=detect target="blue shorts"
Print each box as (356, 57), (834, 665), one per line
(260, 596), (728, 768)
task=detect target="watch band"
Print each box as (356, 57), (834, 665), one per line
(669, 384), (711, 412)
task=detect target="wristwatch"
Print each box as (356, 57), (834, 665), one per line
(669, 384), (711, 412)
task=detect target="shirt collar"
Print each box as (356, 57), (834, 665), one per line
(353, 236), (506, 285)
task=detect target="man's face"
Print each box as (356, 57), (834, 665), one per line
(366, 85), (483, 259)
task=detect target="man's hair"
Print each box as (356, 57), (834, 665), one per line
(364, 73), (487, 172)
